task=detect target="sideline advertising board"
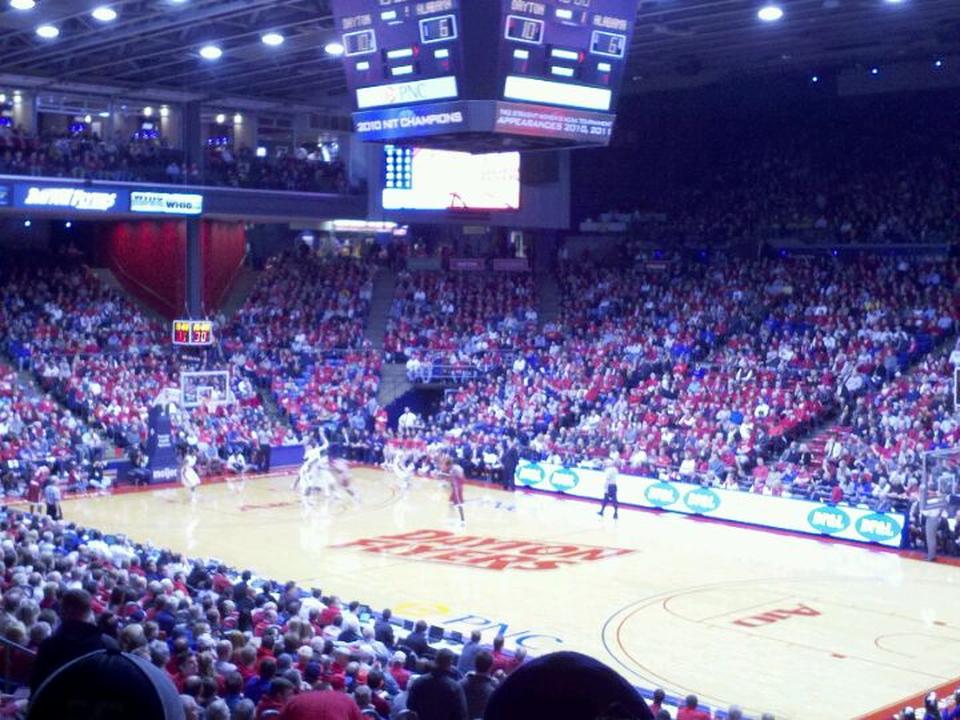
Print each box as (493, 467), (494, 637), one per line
(515, 461), (906, 547)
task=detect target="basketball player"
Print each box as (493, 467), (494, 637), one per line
(598, 458), (619, 519)
(27, 466), (47, 515)
(440, 453), (466, 526)
(332, 457), (359, 502)
(391, 450), (415, 490)
(180, 449), (201, 500)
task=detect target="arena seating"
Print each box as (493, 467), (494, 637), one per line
(0, 127), (351, 194)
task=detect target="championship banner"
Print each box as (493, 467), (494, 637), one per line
(515, 461), (906, 547)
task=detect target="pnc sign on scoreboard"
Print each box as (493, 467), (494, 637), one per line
(172, 319), (215, 347)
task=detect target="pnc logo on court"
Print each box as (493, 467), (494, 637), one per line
(683, 487), (721, 514)
(807, 506), (852, 535)
(645, 482), (680, 508)
(548, 467), (579, 492)
(855, 513), (902, 543)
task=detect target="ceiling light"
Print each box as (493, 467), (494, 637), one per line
(870, 66), (880, 75)
(757, 4), (784, 22)
(934, 59), (944, 69)
(143, 106), (154, 117)
(65, 222), (72, 229)
(0, 94), (5, 103)
(98, 111), (110, 118)
(9, 0), (36, 10)
(36, 24), (60, 39)
(84, 114), (92, 123)
(23, 220), (31, 228)
(884, 0), (906, 4)
(811, 75), (819, 83)
(324, 41), (345, 57)
(233, 113), (242, 124)
(91, 6), (117, 22)
(215, 113), (225, 124)
(199, 44), (222, 60)
(159, 106), (169, 117)
(261, 32), (284, 47)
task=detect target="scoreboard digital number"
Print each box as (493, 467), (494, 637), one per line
(172, 320), (214, 347)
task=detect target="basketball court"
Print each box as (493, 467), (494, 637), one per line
(60, 468), (960, 719)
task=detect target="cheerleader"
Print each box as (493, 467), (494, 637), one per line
(180, 450), (201, 499)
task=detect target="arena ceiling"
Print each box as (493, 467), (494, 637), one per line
(0, 0), (957, 108)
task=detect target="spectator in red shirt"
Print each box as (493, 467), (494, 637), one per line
(677, 694), (712, 720)
(277, 688), (362, 720)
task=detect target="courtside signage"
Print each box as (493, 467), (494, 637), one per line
(19, 185), (120, 211)
(130, 191), (204, 216)
(516, 462), (906, 547)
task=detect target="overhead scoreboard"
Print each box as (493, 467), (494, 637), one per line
(331, 0), (639, 149)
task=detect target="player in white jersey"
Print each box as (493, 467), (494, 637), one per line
(391, 450), (415, 490)
(332, 457), (359, 502)
(294, 434), (334, 498)
(180, 450), (201, 500)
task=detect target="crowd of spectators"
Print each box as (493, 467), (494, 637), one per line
(384, 270), (538, 382)
(393, 253), (960, 519)
(0, 508), (563, 720)
(0, 125), (350, 194)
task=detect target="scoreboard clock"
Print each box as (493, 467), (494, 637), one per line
(331, 0), (638, 149)
(172, 319), (214, 347)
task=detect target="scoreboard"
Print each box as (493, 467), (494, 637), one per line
(172, 319), (214, 347)
(332, 0), (638, 149)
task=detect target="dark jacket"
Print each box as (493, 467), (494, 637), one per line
(30, 620), (109, 693)
(374, 619), (395, 648)
(401, 630), (435, 659)
(408, 670), (468, 720)
(460, 672), (497, 719)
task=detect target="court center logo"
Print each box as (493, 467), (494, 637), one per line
(806, 506), (851, 535)
(645, 481), (680, 508)
(683, 487), (721, 514)
(854, 512), (902, 543)
(332, 529), (635, 571)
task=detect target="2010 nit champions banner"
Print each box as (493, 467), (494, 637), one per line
(515, 461), (906, 548)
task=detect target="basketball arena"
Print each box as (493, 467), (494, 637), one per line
(0, 2), (959, 719)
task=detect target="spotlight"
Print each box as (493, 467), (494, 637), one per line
(9, 0), (36, 10)
(233, 113), (242, 124)
(65, 222), (72, 229)
(159, 106), (169, 117)
(36, 24), (60, 39)
(811, 75), (820, 83)
(261, 32), (285, 47)
(757, 4), (784, 22)
(934, 59), (944, 69)
(215, 113), (226, 124)
(199, 45), (222, 60)
(91, 6), (117, 22)
(23, 220), (31, 228)
(870, 67), (879, 75)
(143, 106), (154, 117)
(324, 41), (345, 56)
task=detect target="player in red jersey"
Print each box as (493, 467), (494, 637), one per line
(26, 467), (46, 515)
(440, 453), (465, 526)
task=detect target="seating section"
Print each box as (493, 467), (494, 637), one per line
(0, 127), (349, 193)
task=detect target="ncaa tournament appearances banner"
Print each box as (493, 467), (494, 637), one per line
(515, 461), (906, 547)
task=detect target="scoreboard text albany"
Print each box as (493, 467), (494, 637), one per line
(332, 0), (639, 149)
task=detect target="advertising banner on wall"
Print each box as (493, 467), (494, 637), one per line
(515, 461), (906, 547)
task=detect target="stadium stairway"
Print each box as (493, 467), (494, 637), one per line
(378, 363), (413, 408)
(90, 268), (167, 323)
(218, 265), (260, 318)
(364, 266), (397, 350)
(536, 268), (561, 327)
